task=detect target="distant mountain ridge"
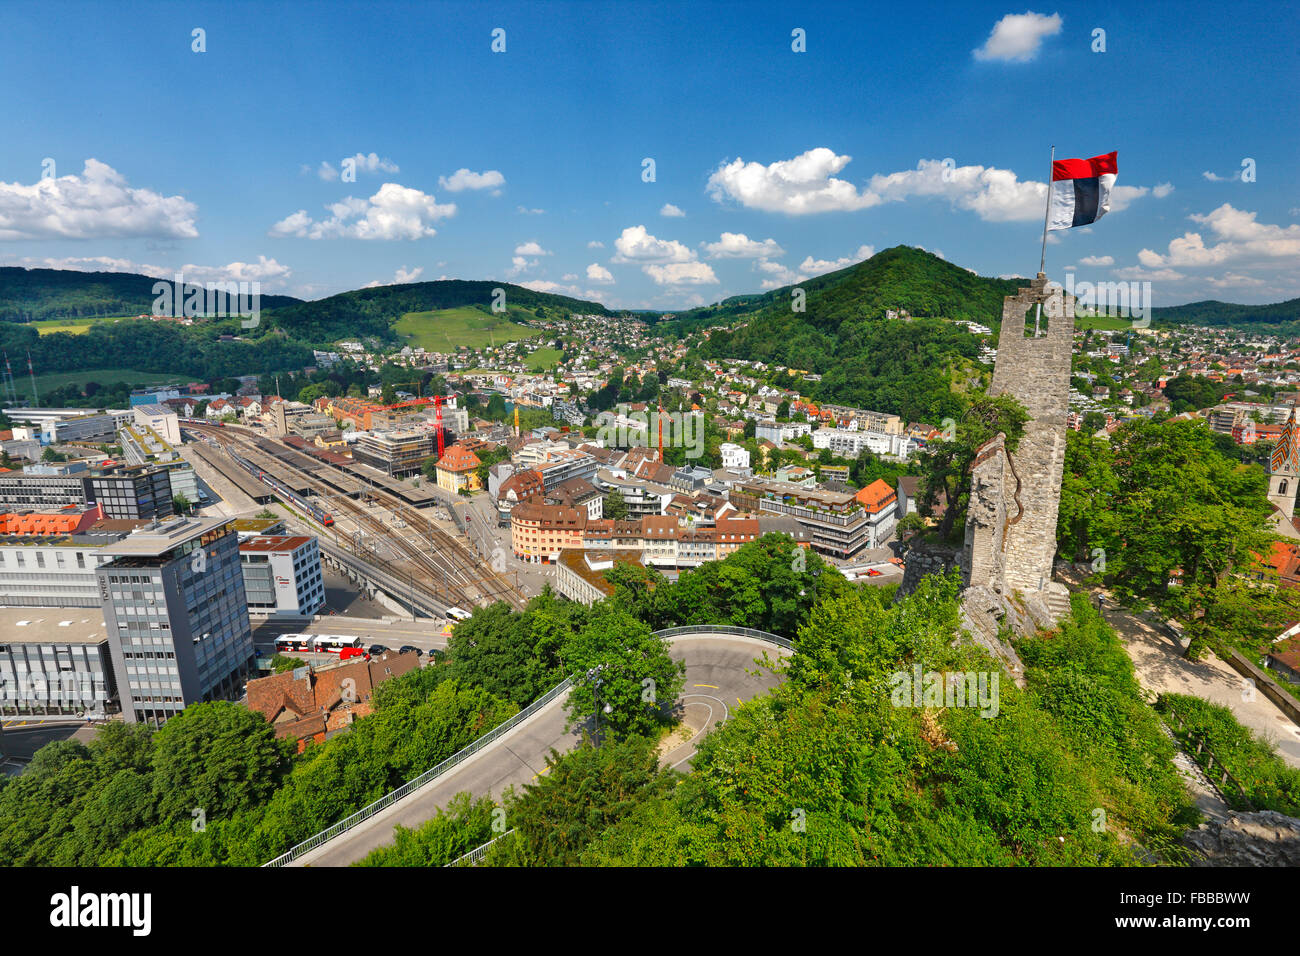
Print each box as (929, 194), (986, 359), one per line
(0, 267), (303, 323)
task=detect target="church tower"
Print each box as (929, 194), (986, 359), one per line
(1269, 405), (1300, 520)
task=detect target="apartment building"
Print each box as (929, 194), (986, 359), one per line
(729, 479), (871, 558)
(0, 608), (118, 717)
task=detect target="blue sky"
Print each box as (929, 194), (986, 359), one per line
(1, 0), (1296, 309)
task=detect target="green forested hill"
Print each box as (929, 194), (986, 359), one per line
(1149, 297), (1300, 327)
(264, 279), (611, 344)
(0, 268), (302, 323)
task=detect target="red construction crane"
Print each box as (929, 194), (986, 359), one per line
(434, 394), (445, 457)
(657, 404), (664, 462)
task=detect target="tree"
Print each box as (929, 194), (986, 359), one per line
(173, 493), (192, 515)
(917, 392), (1029, 542)
(1056, 430), (1117, 563)
(381, 383), (397, 405)
(149, 702), (288, 824)
(560, 609), (685, 741)
(1103, 418), (1283, 658)
(604, 488), (629, 521)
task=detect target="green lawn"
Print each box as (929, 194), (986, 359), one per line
(393, 306), (540, 351)
(523, 347), (563, 371)
(31, 315), (141, 335)
(28, 368), (193, 393)
(1075, 315), (1139, 331)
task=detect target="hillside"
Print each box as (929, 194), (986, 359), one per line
(0, 267), (302, 323)
(265, 279), (611, 345)
(1150, 297), (1300, 328)
(696, 247), (1018, 422)
(393, 305), (541, 351)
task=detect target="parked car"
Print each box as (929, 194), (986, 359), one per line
(398, 645), (423, 656)
(368, 644), (389, 656)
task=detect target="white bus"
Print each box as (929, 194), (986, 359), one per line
(312, 635), (363, 655)
(446, 607), (472, 622)
(275, 634), (313, 654)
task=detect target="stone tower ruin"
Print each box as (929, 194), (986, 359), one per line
(962, 273), (1074, 624)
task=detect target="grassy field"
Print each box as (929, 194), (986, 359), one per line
(31, 315), (140, 335)
(523, 347), (563, 371)
(26, 368), (192, 394)
(393, 306), (540, 351)
(1076, 315), (1139, 331)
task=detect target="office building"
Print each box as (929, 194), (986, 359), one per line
(239, 534), (325, 618)
(0, 608), (118, 717)
(96, 516), (254, 724)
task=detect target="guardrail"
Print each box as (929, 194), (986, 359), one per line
(1161, 703), (1254, 808)
(445, 828), (515, 867)
(263, 676), (574, 867)
(262, 625), (792, 867)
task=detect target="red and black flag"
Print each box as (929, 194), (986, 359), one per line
(1047, 151), (1117, 230)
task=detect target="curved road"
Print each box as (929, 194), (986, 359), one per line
(292, 633), (789, 867)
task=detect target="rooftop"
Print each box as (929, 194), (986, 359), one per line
(0, 607), (109, 644)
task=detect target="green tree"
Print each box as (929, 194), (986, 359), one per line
(149, 702), (289, 824)
(172, 493), (192, 515)
(560, 609), (685, 741)
(604, 488), (628, 521)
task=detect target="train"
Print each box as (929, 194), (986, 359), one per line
(227, 450), (335, 527)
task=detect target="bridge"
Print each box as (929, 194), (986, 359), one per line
(266, 626), (793, 867)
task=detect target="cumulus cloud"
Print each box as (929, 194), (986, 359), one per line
(1202, 170), (1239, 182)
(587, 240), (604, 248)
(0, 159), (199, 240)
(514, 240), (551, 257)
(707, 148), (880, 215)
(612, 225), (695, 263)
(517, 205), (545, 215)
(269, 183), (455, 239)
(318, 152), (400, 181)
(586, 262), (614, 283)
(753, 245), (873, 289)
(1078, 255), (1114, 267)
(517, 279), (609, 302)
(973, 11), (1063, 62)
(1136, 204), (1300, 269)
(701, 232), (785, 259)
(363, 265), (425, 287)
(799, 245), (875, 274)
(660, 203), (685, 217)
(439, 168), (506, 192)
(0, 253), (293, 290)
(643, 262), (718, 286)
(1152, 182), (1174, 199)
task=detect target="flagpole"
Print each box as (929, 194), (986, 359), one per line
(1039, 145), (1055, 276)
(1034, 145), (1055, 336)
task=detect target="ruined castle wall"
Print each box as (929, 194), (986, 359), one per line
(968, 276), (1075, 597)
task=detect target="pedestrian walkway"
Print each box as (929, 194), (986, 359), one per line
(1095, 595), (1300, 769)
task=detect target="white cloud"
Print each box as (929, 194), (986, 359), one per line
(799, 244), (875, 274)
(514, 240), (551, 257)
(1112, 265), (1187, 281)
(660, 203), (685, 217)
(562, 273), (578, 281)
(755, 258), (803, 289)
(706, 148), (880, 215)
(701, 232), (786, 259)
(1136, 204), (1300, 269)
(319, 153), (400, 181)
(1, 253), (293, 290)
(439, 168), (505, 192)
(1152, 182), (1174, 199)
(363, 265), (425, 287)
(586, 263), (614, 283)
(643, 262), (718, 286)
(1202, 170), (1238, 182)
(517, 279), (608, 302)
(0, 159), (199, 240)
(587, 240), (604, 248)
(1078, 255), (1114, 267)
(506, 256), (536, 277)
(612, 225), (695, 263)
(973, 12), (1063, 62)
(517, 205), (545, 215)
(269, 183), (455, 240)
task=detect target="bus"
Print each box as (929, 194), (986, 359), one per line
(445, 607), (472, 622)
(312, 635), (363, 655)
(275, 634), (312, 654)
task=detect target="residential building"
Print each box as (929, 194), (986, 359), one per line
(720, 442), (750, 470)
(436, 443), (483, 494)
(855, 478), (899, 548)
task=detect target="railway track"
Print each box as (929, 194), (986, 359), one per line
(185, 423), (525, 611)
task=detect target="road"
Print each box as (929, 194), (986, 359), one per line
(289, 632), (789, 867)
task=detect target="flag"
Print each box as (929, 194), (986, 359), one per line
(1047, 151), (1117, 230)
